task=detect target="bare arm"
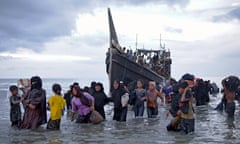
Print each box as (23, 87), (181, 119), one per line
(27, 103), (36, 110)
(157, 92), (164, 103)
(90, 99), (95, 111)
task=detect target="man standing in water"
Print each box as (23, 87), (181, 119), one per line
(221, 76), (240, 118)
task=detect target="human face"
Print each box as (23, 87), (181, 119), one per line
(113, 81), (119, 90)
(12, 89), (18, 96)
(149, 83), (154, 90)
(178, 87), (184, 94)
(95, 85), (101, 92)
(72, 87), (77, 96)
(137, 81), (143, 89)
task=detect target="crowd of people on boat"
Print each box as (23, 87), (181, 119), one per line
(9, 74), (240, 134)
(106, 47), (171, 78)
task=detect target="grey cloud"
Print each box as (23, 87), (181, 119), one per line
(165, 26), (182, 33)
(0, 0), (190, 52)
(212, 7), (240, 22)
(0, 0), (93, 51)
(109, 0), (190, 7)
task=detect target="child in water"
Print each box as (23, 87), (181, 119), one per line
(143, 81), (163, 118)
(166, 84), (181, 131)
(131, 80), (146, 117)
(47, 84), (66, 130)
(178, 81), (195, 134)
(9, 85), (22, 127)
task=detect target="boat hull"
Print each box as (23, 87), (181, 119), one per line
(108, 52), (165, 91)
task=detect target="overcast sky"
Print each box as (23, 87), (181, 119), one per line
(0, 0), (239, 82)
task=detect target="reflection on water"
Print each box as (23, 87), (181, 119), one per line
(1, 104), (240, 144)
(0, 79), (240, 144)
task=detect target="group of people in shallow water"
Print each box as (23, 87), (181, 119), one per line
(9, 74), (240, 135)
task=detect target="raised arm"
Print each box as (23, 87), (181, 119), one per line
(181, 87), (190, 102)
(157, 91), (164, 103)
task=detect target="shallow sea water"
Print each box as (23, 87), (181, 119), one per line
(0, 79), (240, 144)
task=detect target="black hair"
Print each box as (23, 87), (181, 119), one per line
(137, 79), (144, 88)
(222, 76), (240, 92)
(9, 85), (18, 92)
(73, 82), (79, 86)
(95, 82), (104, 92)
(172, 84), (179, 93)
(182, 73), (195, 81)
(113, 80), (120, 90)
(70, 85), (73, 91)
(83, 86), (90, 93)
(179, 81), (188, 89)
(52, 83), (62, 95)
(90, 81), (97, 88)
(31, 76), (42, 90)
(73, 85), (91, 107)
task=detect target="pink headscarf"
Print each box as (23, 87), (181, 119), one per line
(147, 81), (158, 102)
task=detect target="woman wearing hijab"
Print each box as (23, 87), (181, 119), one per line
(110, 80), (128, 122)
(20, 76), (47, 129)
(143, 81), (163, 118)
(92, 82), (109, 120)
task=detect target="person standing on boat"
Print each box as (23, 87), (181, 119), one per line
(105, 48), (110, 74)
(143, 81), (163, 118)
(20, 76), (47, 129)
(92, 82), (109, 120)
(110, 80), (128, 122)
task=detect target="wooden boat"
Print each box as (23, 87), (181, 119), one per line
(106, 8), (172, 92)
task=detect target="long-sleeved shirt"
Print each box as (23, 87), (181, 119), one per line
(72, 92), (94, 116)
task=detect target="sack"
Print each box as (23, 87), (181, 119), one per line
(121, 93), (129, 107)
(89, 111), (104, 124)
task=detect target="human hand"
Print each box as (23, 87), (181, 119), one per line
(141, 97), (146, 101)
(25, 99), (30, 104)
(160, 101), (164, 106)
(90, 106), (94, 112)
(20, 97), (24, 102)
(166, 111), (170, 118)
(177, 110), (181, 116)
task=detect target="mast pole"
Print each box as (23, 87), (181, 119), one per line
(160, 33), (162, 49)
(135, 33), (138, 51)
